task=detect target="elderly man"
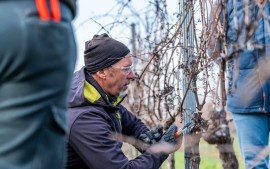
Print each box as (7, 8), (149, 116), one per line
(66, 33), (182, 169)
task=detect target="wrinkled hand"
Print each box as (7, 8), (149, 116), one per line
(136, 125), (163, 153)
(139, 125), (163, 144)
(151, 124), (183, 154)
(161, 124), (179, 143)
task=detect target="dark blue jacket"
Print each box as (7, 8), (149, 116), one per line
(227, 0), (270, 113)
(66, 68), (167, 169)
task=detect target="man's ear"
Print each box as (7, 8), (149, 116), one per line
(96, 70), (106, 79)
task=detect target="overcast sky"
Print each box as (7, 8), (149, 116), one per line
(72, 0), (146, 71)
(72, 0), (181, 71)
(73, 1), (117, 71)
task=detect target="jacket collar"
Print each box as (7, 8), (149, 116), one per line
(84, 70), (125, 107)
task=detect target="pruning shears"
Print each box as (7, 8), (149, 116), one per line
(174, 122), (195, 137)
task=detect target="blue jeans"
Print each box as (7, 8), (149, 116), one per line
(232, 113), (270, 169)
(0, 1), (76, 169)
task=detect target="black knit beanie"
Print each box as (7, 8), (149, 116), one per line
(84, 33), (130, 74)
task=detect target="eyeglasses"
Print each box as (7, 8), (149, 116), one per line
(110, 65), (134, 75)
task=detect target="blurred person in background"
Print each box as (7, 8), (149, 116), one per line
(226, 0), (270, 168)
(66, 33), (182, 169)
(0, 0), (76, 168)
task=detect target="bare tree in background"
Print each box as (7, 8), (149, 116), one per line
(76, 0), (270, 168)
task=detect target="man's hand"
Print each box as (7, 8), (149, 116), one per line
(139, 125), (163, 144)
(136, 125), (163, 153)
(161, 124), (179, 143)
(147, 124), (183, 155)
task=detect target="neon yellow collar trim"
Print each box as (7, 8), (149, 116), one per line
(112, 97), (123, 106)
(84, 81), (124, 105)
(84, 81), (101, 103)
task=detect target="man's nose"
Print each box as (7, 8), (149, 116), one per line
(127, 70), (137, 81)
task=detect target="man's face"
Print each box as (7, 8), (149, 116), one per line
(104, 53), (136, 97)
